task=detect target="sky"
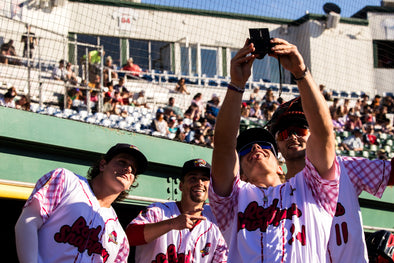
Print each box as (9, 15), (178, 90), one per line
(141, 0), (382, 19)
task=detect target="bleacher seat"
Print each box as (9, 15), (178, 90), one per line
(350, 91), (361, 99)
(281, 86), (290, 93)
(291, 87), (299, 94)
(269, 85), (279, 92)
(340, 91), (349, 98)
(331, 90), (339, 97)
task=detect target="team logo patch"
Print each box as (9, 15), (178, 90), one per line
(200, 243), (211, 257)
(194, 159), (207, 167)
(108, 231), (118, 245)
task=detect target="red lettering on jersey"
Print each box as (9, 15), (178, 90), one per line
(238, 200), (302, 233)
(152, 244), (190, 263)
(335, 223), (342, 246)
(288, 224), (306, 246)
(334, 202), (345, 217)
(341, 222), (348, 244)
(54, 216), (109, 262)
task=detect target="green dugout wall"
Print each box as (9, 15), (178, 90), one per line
(1, 106), (393, 261)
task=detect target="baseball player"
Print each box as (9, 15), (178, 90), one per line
(15, 143), (148, 263)
(268, 97), (394, 263)
(210, 38), (339, 262)
(126, 159), (228, 263)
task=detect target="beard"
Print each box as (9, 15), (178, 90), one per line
(189, 191), (207, 203)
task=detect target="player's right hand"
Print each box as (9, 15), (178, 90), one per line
(171, 208), (206, 230)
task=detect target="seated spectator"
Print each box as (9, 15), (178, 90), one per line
(249, 101), (263, 119)
(249, 87), (262, 104)
(103, 56), (118, 81)
(164, 97), (184, 119)
(122, 57), (141, 78)
(329, 98), (339, 118)
(15, 95), (30, 111)
(151, 109), (169, 136)
(205, 94), (220, 125)
(371, 95), (381, 111)
(0, 89), (16, 108)
(382, 95), (394, 113)
(381, 118), (393, 135)
(132, 90), (148, 108)
(102, 96), (113, 116)
(344, 112), (363, 132)
(0, 41), (9, 64)
(65, 62), (78, 85)
(104, 81), (115, 98)
(262, 103), (278, 122)
(121, 90), (132, 106)
(260, 88), (278, 113)
(363, 125), (379, 146)
(343, 98), (350, 116)
(339, 128), (364, 152)
(191, 92), (204, 118)
(114, 77), (128, 93)
(332, 105), (346, 132)
(184, 102), (200, 122)
(320, 84), (332, 101)
(240, 102), (250, 118)
(168, 116), (178, 134)
(52, 59), (67, 81)
(362, 105), (375, 125)
(113, 91), (124, 105)
(375, 106), (388, 126)
(174, 78), (190, 94)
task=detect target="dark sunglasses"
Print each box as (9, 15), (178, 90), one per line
(276, 126), (308, 141)
(238, 141), (276, 157)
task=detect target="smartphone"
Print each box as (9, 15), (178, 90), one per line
(249, 28), (272, 59)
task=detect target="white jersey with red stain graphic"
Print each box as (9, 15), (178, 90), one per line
(24, 168), (129, 263)
(327, 156), (392, 263)
(209, 157), (340, 263)
(131, 202), (228, 263)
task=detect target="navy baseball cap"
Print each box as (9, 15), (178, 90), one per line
(236, 128), (278, 158)
(104, 143), (148, 175)
(268, 96), (308, 136)
(181, 159), (211, 179)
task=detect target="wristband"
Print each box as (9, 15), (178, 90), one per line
(293, 67), (309, 81)
(228, 83), (245, 93)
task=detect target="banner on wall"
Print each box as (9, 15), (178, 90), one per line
(113, 7), (138, 32)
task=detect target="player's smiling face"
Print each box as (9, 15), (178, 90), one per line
(180, 171), (210, 204)
(100, 153), (137, 192)
(239, 143), (280, 184)
(276, 126), (309, 162)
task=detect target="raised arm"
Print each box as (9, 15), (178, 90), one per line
(211, 40), (255, 196)
(270, 38), (336, 180)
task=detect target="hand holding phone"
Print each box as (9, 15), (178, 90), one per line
(249, 28), (274, 59)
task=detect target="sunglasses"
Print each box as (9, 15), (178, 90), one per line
(276, 126), (308, 141)
(238, 141), (276, 157)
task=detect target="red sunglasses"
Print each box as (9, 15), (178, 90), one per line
(276, 126), (309, 141)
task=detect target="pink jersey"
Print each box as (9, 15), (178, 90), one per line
(24, 168), (129, 263)
(130, 202), (228, 263)
(327, 156), (393, 263)
(209, 157), (340, 263)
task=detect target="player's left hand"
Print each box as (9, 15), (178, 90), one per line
(269, 38), (306, 78)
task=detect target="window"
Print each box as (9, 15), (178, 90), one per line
(129, 39), (171, 72)
(201, 48), (217, 77)
(181, 45), (197, 75)
(373, 40), (394, 68)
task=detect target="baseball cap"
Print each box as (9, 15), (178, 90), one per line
(104, 143), (148, 175)
(268, 96), (308, 136)
(236, 128), (278, 158)
(181, 159), (211, 179)
(366, 230), (394, 263)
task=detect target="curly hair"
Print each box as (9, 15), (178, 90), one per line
(86, 156), (139, 202)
